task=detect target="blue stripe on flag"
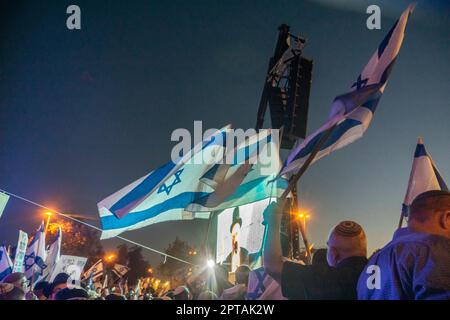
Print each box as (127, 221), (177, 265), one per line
(290, 118), (362, 162)
(432, 163), (449, 192)
(110, 161), (176, 215)
(378, 19), (398, 58)
(101, 191), (209, 230)
(414, 143), (427, 158)
(0, 267), (12, 281)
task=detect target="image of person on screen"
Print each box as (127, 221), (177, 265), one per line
(225, 207), (249, 272)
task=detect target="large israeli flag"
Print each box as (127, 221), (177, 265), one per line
(39, 226), (61, 282)
(0, 245), (13, 281)
(186, 129), (288, 212)
(402, 138), (448, 218)
(24, 222), (47, 282)
(280, 5), (414, 176)
(98, 126), (230, 239)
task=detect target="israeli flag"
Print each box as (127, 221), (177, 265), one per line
(98, 126), (230, 239)
(39, 226), (61, 282)
(402, 138), (448, 217)
(280, 5), (414, 176)
(186, 129), (288, 212)
(0, 245), (13, 281)
(24, 222), (47, 282)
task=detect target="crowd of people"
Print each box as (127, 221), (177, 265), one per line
(1, 190), (449, 300)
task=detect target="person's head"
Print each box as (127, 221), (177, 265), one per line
(143, 293), (152, 300)
(127, 290), (136, 300)
(55, 287), (89, 300)
(172, 286), (192, 300)
(0, 283), (26, 300)
(326, 221), (367, 267)
(105, 293), (126, 300)
(48, 273), (70, 300)
(408, 190), (450, 239)
(2, 272), (28, 292)
(33, 281), (50, 300)
(312, 248), (328, 267)
(235, 265), (251, 286)
(197, 290), (218, 300)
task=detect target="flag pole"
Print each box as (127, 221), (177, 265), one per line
(280, 124), (337, 200)
(278, 124), (336, 263)
(397, 213), (404, 229)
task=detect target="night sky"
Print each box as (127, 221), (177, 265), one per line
(1, 0), (449, 265)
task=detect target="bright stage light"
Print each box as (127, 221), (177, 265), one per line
(206, 259), (215, 268)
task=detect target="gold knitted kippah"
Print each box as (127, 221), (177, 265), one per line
(334, 221), (362, 237)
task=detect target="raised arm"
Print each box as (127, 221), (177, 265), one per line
(263, 200), (286, 284)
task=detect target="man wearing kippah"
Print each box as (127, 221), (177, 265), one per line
(358, 190), (450, 300)
(263, 202), (368, 299)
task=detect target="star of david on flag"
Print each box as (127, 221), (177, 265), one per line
(158, 169), (184, 195)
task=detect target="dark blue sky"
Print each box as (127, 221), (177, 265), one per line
(1, 0), (449, 264)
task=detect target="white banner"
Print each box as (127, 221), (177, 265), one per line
(12, 230), (28, 273)
(0, 192), (9, 219)
(50, 255), (87, 285)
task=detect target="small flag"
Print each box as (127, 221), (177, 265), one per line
(24, 222), (47, 284)
(280, 5), (414, 176)
(82, 259), (104, 281)
(0, 245), (13, 281)
(0, 192), (10, 219)
(12, 230), (28, 273)
(39, 227), (62, 282)
(402, 138), (448, 217)
(102, 274), (108, 290)
(246, 267), (286, 300)
(112, 263), (130, 278)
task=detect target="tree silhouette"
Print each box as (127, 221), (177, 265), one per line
(127, 246), (152, 286)
(47, 217), (104, 266)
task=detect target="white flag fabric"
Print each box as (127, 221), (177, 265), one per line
(40, 227), (62, 282)
(0, 192), (9, 219)
(24, 222), (47, 283)
(98, 126), (230, 239)
(12, 230), (28, 273)
(402, 138), (448, 217)
(186, 129), (288, 212)
(0, 245), (13, 281)
(280, 5), (414, 176)
(82, 259), (104, 281)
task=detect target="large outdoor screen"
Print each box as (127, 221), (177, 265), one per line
(215, 198), (270, 272)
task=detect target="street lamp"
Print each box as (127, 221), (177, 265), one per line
(44, 211), (53, 233)
(104, 253), (116, 263)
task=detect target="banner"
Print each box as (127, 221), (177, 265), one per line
(12, 230), (28, 273)
(49, 255), (87, 284)
(0, 192), (9, 219)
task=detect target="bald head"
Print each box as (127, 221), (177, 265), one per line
(327, 221), (367, 267)
(408, 190), (450, 239)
